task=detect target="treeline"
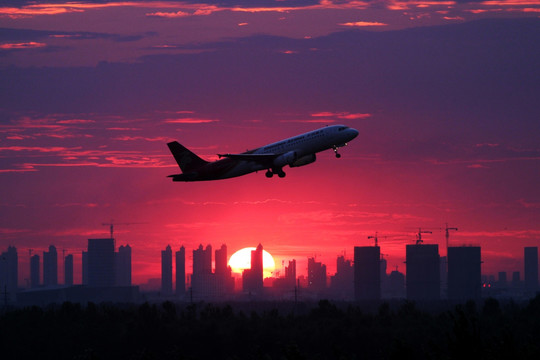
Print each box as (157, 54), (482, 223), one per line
(1, 296), (540, 359)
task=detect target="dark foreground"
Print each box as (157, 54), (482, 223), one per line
(1, 297), (540, 359)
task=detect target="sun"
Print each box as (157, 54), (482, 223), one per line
(229, 247), (276, 278)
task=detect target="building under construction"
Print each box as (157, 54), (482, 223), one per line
(447, 246), (481, 301)
(406, 244), (440, 301)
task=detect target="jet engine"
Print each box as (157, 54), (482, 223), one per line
(273, 151), (297, 168)
(290, 154), (316, 167)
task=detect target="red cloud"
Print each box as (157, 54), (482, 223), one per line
(165, 118), (219, 124)
(339, 21), (387, 27)
(0, 42), (46, 49)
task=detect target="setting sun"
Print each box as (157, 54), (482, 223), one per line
(229, 247), (276, 278)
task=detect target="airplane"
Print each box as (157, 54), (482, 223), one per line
(167, 124), (359, 181)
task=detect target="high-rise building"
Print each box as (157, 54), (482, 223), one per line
(354, 246), (380, 301)
(215, 244), (228, 275)
(330, 255), (354, 300)
(447, 246), (481, 301)
(116, 244), (132, 286)
(406, 244), (440, 301)
(387, 269), (406, 298)
(193, 244), (212, 275)
(88, 239), (115, 287)
(65, 254), (73, 286)
(176, 246), (185, 296)
(30, 254), (40, 288)
(285, 259), (296, 287)
(214, 244), (234, 295)
(524, 247), (538, 293)
(0, 246), (18, 299)
(307, 257), (327, 293)
(161, 245), (173, 295)
(243, 244), (264, 294)
(43, 245), (58, 287)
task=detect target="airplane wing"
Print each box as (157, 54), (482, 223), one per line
(217, 153), (278, 162)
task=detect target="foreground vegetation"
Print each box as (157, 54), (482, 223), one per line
(1, 296), (540, 359)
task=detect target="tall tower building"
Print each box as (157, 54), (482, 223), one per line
(243, 244), (264, 294)
(307, 257), (327, 292)
(0, 246), (18, 298)
(524, 247), (539, 294)
(215, 244), (228, 276)
(447, 246), (481, 301)
(354, 246), (381, 301)
(285, 259), (296, 287)
(175, 246), (185, 296)
(406, 244), (440, 301)
(192, 244), (215, 300)
(64, 254), (74, 286)
(30, 254), (40, 288)
(161, 245), (173, 296)
(116, 244), (132, 286)
(43, 245), (58, 287)
(88, 239), (115, 287)
(193, 244), (212, 275)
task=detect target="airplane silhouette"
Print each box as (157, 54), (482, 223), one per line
(167, 124), (359, 181)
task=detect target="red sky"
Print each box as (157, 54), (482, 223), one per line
(1, 0), (539, 286)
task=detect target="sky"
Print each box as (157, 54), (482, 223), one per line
(1, 0), (539, 286)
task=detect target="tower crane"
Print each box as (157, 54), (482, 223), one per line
(415, 228), (432, 245)
(368, 232), (379, 247)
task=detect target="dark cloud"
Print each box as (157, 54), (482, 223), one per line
(0, 28), (157, 43)
(1, 18), (538, 154)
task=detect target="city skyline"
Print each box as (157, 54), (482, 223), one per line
(1, 1), (539, 286)
(2, 241), (538, 293)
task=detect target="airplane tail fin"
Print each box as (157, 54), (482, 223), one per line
(167, 141), (209, 173)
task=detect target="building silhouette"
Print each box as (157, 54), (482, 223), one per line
(43, 245), (58, 287)
(175, 246), (185, 296)
(285, 259), (296, 287)
(215, 244), (234, 295)
(65, 254), (74, 286)
(191, 244), (215, 300)
(330, 256), (353, 300)
(307, 257), (326, 293)
(406, 244), (440, 301)
(447, 246), (481, 301)
(161, 245), (173, 296)
(0, 246), (18, 301)
(387, 268), (406, 298)
(524, 247), (538, 294)
(87, 239), (115, 287)
(116, 244), (132, 286)
(354, 246), (380, 301)
(243, 244), (264, 294)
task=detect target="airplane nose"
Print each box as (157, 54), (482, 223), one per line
(349, 128), (359, 139)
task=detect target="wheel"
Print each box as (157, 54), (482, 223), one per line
(265, 170), (273, 178)
(278, 171), (286, 178)
(336, 153), (341, 158)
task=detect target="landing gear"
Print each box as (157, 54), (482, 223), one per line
(333, 145), (342, 158)
(265, 168), (286, 178)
